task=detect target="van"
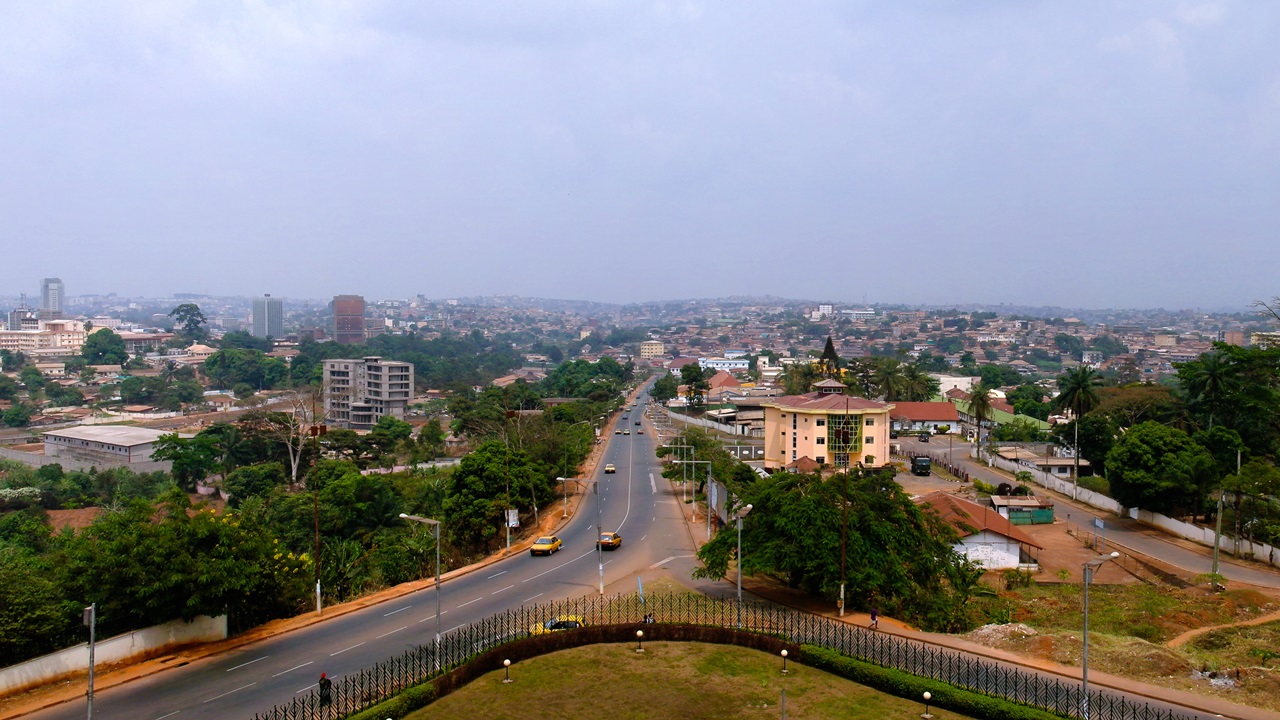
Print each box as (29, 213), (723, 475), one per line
(911, 456), (932, 476)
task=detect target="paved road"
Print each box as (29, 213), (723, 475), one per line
(896, 435), (1280, 589)
(28, 391), (695, 720)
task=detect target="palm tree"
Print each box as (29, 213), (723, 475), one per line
(1053, 366), (1102, 498)
(967, 384), (994, 455)
(901, 364), (939, 402)
(872, 359), (907, 401)
(1178, 351), (1236, 429)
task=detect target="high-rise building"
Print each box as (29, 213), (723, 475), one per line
(332, 295), (366, 344)
(40, 278), (64, 320)
(323, 356), (414, 429)
(252, 294), (284, 338)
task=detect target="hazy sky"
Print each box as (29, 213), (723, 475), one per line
(3, 2), (1277, 309)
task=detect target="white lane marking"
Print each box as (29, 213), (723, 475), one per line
(524, 593), (544, 603)
(649, 554), (696, 569)
(640, 534), (648, 542)
(456, 597), (483, 608)
(383, 605), (411, 616)
(226, 655), (268, 672)
(296, 683), (317, 694)
(155, 712), (181, 719)
(376, 626), (408, 639)
(271, 661), (313, 678)
(491, 584), (515, 595)
(417, 610), (447, 623)
(650, 473), (657, 494)
(487, 570), (508, 579)
(522, 549), (596, 582)
(202, 682), (256, 703)
(446, 623), (464, 633)
(330, 642), (365, 656)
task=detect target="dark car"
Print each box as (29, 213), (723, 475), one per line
(919, 432), (930, 442)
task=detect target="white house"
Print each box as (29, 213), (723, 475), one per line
(916, 492), (1042, 570)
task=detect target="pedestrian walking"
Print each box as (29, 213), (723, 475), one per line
(318, 672), (332, 706)
(869, 607), (879, 630)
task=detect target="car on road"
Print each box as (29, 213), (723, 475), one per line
(919, 432), (930, 442)
(604, 463), (616, 474)
(529, 615), (587, 635)
(623, 429), (630, 435)
(614, 429), (621, 434)
(597, 531), (622, 549)
(637, 429), (644, 434)
(530, 536), (563, 556)
(634, 420), (641, 426)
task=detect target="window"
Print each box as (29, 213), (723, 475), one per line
(816, 437), (825, 445)
(865, 417), (875, 426)
(816, 419), (825, 426)
(816, 456), (826, 465)
(865, 436), (873, 444)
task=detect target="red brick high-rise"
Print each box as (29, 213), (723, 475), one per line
(332, 295), (366, 344)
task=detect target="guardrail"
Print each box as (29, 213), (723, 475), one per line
(251, 592), (1194, 720)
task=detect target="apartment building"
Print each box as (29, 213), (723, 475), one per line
(639, 340), (666, 359)
(252, 294), (284, 338)
(332, 295), (366, 345)
(761, 379), (893, 470)
(323, 356), (414, 429)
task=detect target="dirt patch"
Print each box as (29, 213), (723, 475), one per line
(46, 507), (103, 531)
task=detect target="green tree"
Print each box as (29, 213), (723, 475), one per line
(966, 385), (994, 445)
(680, 363), (709, 409)
(151, 433), (220, 490)
(3, 404), (33, 427)
(1177, 350), (1238, 430)
(990, 417), (1049, 442)
(81, 329), (128, 365)
(693, 467), (981, 631)
(1051, 415), (1116, 478)
(1105, 421), (1216, 515)
(0, 549), (74, 666)
(222, 462), (287, 508)
(650, 373), (679, 403)
(168, 303), (208, 340)
(818, 336), (841, 378)
(1054, 366), (1103, 495)
(0, 374), (20, 401)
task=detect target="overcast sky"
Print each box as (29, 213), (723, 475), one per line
(3, 2), (1277, 309)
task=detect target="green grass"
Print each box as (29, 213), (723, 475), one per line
(964, 583), (1271, 644)
(405, 642), (975, 720)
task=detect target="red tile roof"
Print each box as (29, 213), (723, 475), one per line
(888, 402), (959, 422)
(915, 492), (1042, 549)
(764, 392), (890, 412)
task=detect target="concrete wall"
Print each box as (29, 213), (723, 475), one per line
(656, 406), (750, 436)
(0, 446), (171, 474)
(0, 615), (226, 696)
(983, 450), (1280, 570)
(958, 530), (1024, 569)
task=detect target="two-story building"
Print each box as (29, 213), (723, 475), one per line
(761, 379), (893, 470)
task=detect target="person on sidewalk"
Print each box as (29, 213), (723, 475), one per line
(318, 672), (332, 706)
(869, 607), (879, 630)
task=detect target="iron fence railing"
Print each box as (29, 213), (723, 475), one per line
(251, 592), (1195, 720)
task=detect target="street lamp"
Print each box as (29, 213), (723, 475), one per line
(736, 503), (754, 627)
(594, 481), (604, 595)
(399, 513), (442, 644)
(1082, 551), (1119, 720)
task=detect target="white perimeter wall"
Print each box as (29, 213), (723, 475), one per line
(0, 615), (226, 696)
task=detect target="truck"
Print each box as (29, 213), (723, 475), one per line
(911, 456), (932, 476)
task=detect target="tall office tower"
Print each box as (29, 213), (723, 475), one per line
(252, 294), (284, 338)
(332, 295), (366, 344)
(40, 278), (65, 320)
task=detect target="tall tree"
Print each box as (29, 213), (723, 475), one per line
(81, 329), (128, 365)
(168, 303), (208, 340)
(1054, 366), (1102, 498)
(818, 336), (841, 378)
(966, 384), (994, 449)
(1105, 421), (1216, 516)
(1177, 350), (1237, 430)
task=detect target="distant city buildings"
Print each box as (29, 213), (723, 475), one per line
(40, 277), (64, 320)
(323, 356), (413, 429)
(332, 295), (366, 344)
(252, 294), (284, 338)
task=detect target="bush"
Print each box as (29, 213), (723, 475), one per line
(799, 646), (1067, 720)
(345, 682), (437, 720)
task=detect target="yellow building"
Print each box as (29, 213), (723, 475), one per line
(639, 340), (666, 359)
(761, 379), (893, 470)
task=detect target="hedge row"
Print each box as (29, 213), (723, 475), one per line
(344, 683), (436, 720)
(798, 645), (1068, 720)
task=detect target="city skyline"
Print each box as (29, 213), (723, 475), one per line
(2, 3), (1277, 308)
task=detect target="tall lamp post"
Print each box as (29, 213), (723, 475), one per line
(399, 514), (442, 644)
(559, 420), (595, 518)
(594, 481), (604, 594)
(735, 503), (754, 627)
(1082, 551), (1119, 720)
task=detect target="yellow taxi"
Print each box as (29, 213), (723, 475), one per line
(604, 463), (616, 474)
(529, 615), (586, 635)
(597, 531), (622, 550)
(529, 536), (562, 556)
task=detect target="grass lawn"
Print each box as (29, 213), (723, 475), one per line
(406, 642), (975, 720)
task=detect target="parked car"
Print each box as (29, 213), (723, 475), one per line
(529, 615), (586, 635)
(919, 432), (930, 442)
(604, 463), (616, 474)
(530, 536), (563, 556)
(597, 531), (622, 549)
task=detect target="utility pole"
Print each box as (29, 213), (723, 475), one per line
(83, 603), (96, 720)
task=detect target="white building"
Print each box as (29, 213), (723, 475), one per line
(698, 357), (750, 372)
(916, 492), (1041, 570)
(252, 294), (284, 338)
(43, 426), (176, 466)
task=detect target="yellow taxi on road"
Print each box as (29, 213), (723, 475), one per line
(529, 536), (562, 556)
(597, 531), (622, 550)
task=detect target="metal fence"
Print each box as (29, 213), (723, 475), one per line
(251, 592), (1194, 720)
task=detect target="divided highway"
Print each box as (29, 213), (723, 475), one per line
(26, 392), (693, 720)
